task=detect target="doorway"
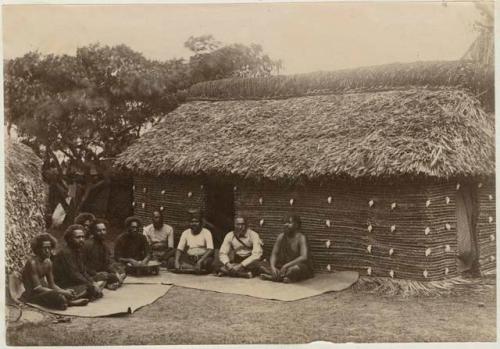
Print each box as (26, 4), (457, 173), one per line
(204, 178), (235, 248)
(455, 183), (480, 273)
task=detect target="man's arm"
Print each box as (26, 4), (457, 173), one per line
(196, 230), (214, 266)
(240, 232), (263, 267)
(270, 234), (283, 269)
(218, 233), (232, 266)
(141, 238), (151, 265)
(26, 259), (53, 293)
(167, 226), (174, 249)
(281, 234), (308, 269)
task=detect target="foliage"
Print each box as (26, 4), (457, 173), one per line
(185, 35), (283, 82)
(4, 37), (281, 223)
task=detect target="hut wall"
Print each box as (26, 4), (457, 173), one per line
(6, 142), (47, 274)
(132, 176), (205, 243)
(235, 180), (460, 281)
(477, 179), (496, 275)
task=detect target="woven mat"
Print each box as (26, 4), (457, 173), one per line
(27, 283), (171, 317)
(125, 270), (358, 301)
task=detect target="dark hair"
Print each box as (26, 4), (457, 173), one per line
(124, 216), (142, 228)
(64, 224), (85, 245)
(30, 234), (57, 255)
(187, 208), (202, 220)
(286, 214), (302, 228)
(90, 218), (109, 237)
(74, 212), (96, 226)
(234, 215), (247, 225)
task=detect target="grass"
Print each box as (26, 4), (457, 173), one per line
(6, 281), (496, 345)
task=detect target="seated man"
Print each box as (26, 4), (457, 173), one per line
(217, 216), (265, 278)
(260, 215), (314, 283)
(174, 211), (214, 274)
(84, 218), (126, 290)
(20, 234), (89, 310)
(74, 212), (96, 238)
(114, 216), (150, 267)
(143, 210), (175, 268)
(53, 225), (105, 300)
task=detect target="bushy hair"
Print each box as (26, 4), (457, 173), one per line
(124, 216), (142, 228)
(64, 224), (85, 245)
(74, 212), (96, 226)
(30, 234), (57, 255)
(90, 218), (109, 237)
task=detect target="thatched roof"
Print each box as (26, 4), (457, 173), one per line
(116, 86), (494, 180)
(6, 140), (47, 273)
(188, 61), (494, 112)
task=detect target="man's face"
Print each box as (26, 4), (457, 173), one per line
(152, 212), (162, 227)
(70, 229), (86, 250)
(94, 223), (107, 241)
(284, 218), (295, 234)
(190, 217), (202, 234)
(128, 221), (139, 235)
(83, 220), (92, 233)
(39, 241), (52, 260)
(234, 218), (246, 236)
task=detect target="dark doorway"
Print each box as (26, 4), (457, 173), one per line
(204, 179), (235, 248)
(456, 183), (480, 274)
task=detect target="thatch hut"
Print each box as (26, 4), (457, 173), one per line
(5, 140), (48, 273)
(116, 61), (495, 281)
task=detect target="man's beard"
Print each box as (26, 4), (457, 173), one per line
(153, 222), (163, 229)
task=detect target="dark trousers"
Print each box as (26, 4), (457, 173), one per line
(261, 260), (314, 282)
(177, 250), (215, 273)
(21, 289), (67, 310)
(215, 252), (267, 277)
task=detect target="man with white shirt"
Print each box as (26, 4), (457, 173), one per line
(174, 211), (214, 274)
(217, 216), (265, 278)
(143, 210), (175, 268)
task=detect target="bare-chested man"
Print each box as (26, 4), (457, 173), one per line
(260, 215), (314, 283)
(20, 234), (89, 310)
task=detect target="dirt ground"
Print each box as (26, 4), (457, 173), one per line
(6, 281), (496, 345)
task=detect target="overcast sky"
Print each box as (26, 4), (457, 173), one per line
(3, 2), (481, 74)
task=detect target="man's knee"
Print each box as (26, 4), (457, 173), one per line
(51, 293), (68, 310)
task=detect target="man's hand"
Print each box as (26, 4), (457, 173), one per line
(92, 283), (104, 297)
(195, 261), (203, 271)
(60, 289), (75, 299)
(279, 265), (288, 276)
(233, 264), (244, 272)
(271, 266), (281, 281)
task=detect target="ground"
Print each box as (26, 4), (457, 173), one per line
(6, 281), (496, 345)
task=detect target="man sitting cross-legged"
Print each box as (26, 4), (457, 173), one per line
(53, 225), (105, 301)
(260, 214), (314, 283)
(174, 211), (214, 274)
(114, 216), (151, 267)
(20, 233), (89, 310)
(216, 216), (265, 278)
(143, 210), (175, 268)
(84, 218), (126, 290)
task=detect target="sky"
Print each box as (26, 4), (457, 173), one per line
(2, 2), (481, 74)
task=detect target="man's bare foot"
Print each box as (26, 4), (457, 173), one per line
(106, 283), (119, 290)
(282, 277), (291, 283)
(69, 298), (89, 306)
(260, 274), (273, 281)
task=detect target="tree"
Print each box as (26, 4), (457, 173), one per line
(185, 35), (282, 83)
(5, 38), (282, 226)
(5, 44), (185, 225)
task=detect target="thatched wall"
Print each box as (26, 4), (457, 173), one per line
(477, 180), (496, 275)
(235, 179), (461, 281)
(5, 141), (47, 274)
(132, 176), (205, 241)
